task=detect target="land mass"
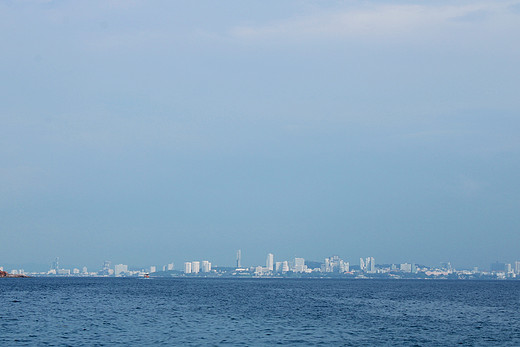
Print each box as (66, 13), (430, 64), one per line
(0, 270), (29, 278)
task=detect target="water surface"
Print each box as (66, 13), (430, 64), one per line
(1, 278), (519, 345)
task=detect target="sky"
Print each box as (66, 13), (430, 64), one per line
(1, 0), (519, 271)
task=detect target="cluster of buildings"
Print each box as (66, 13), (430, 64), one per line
(2, 253), (520, 280)
(247, 254), (307, 276)
(225, 252), (407, 277)
(183, 260), (212, 274)
(178, 252), (520, 280)
(182, 252), (520, 280)
(487, 261), (520, 279)
(3, 258), (177, 278)
(230, 253), (380, 277)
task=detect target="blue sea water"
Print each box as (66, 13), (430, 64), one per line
(1, 278), (519, 346)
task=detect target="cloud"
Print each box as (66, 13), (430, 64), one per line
(230, 2), (520, 42)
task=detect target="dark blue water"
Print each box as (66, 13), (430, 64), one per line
(1, 278), (519, 346)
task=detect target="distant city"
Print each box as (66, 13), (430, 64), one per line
(3, 251), (520, 280)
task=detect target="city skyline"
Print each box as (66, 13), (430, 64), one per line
(3, 244), (518, 271)
(3, 250), (520, 277)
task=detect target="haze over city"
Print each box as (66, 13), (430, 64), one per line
(1, 0), (520, 270)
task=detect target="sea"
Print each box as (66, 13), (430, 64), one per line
(1, 278), (519, 346)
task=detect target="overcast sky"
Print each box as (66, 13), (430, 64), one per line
(1, 0), (519, 270)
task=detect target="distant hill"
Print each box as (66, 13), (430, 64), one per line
(305, 261), (322, 270)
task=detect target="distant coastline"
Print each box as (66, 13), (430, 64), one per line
(22, 272), (520, 281)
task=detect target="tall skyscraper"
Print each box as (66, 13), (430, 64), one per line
(184, 262), (192, 274)
(191, 261), (200, 274)
(324, 255), (347, 272)
(294, 258), (305, 273)
(52, 257), (59, 271)
(324, 258), (331, 272)
(266, 253), (274, 271)
(515, 261), (520, 275)
(340, 260), (349, 273)
(369, 257), (375, 273)
(236, 250), (242, 268)
(360, 258), (366, 271)
(282, 261), (289, 272)
(202, 261), (212, 273)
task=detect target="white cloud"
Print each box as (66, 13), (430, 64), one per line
(230, 2), (520, 42)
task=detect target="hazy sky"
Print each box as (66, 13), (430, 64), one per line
(1, 0), (519, 270)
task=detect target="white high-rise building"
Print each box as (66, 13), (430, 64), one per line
(266, 253), (274, 271)
(275, 262), (283, 273)
(368, 257), (376, 273)
(294, 258), (305, 273)
(323, 256), (349, 273)
(114, 264), (128, 276)
(515, 261), (520, 274)
(167, 263), (174, 271)
(324, 258), (331, 272)
(282, 261), (289, 272)
(359, 257), (375, 273)
(236, 250), (242, 268)
(340, 261), (349, 273)
(150, 266), (156, 273)
(202, 261), (211, 273)
(191, 261), (200, 274)
(184, 262), (192, 274)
